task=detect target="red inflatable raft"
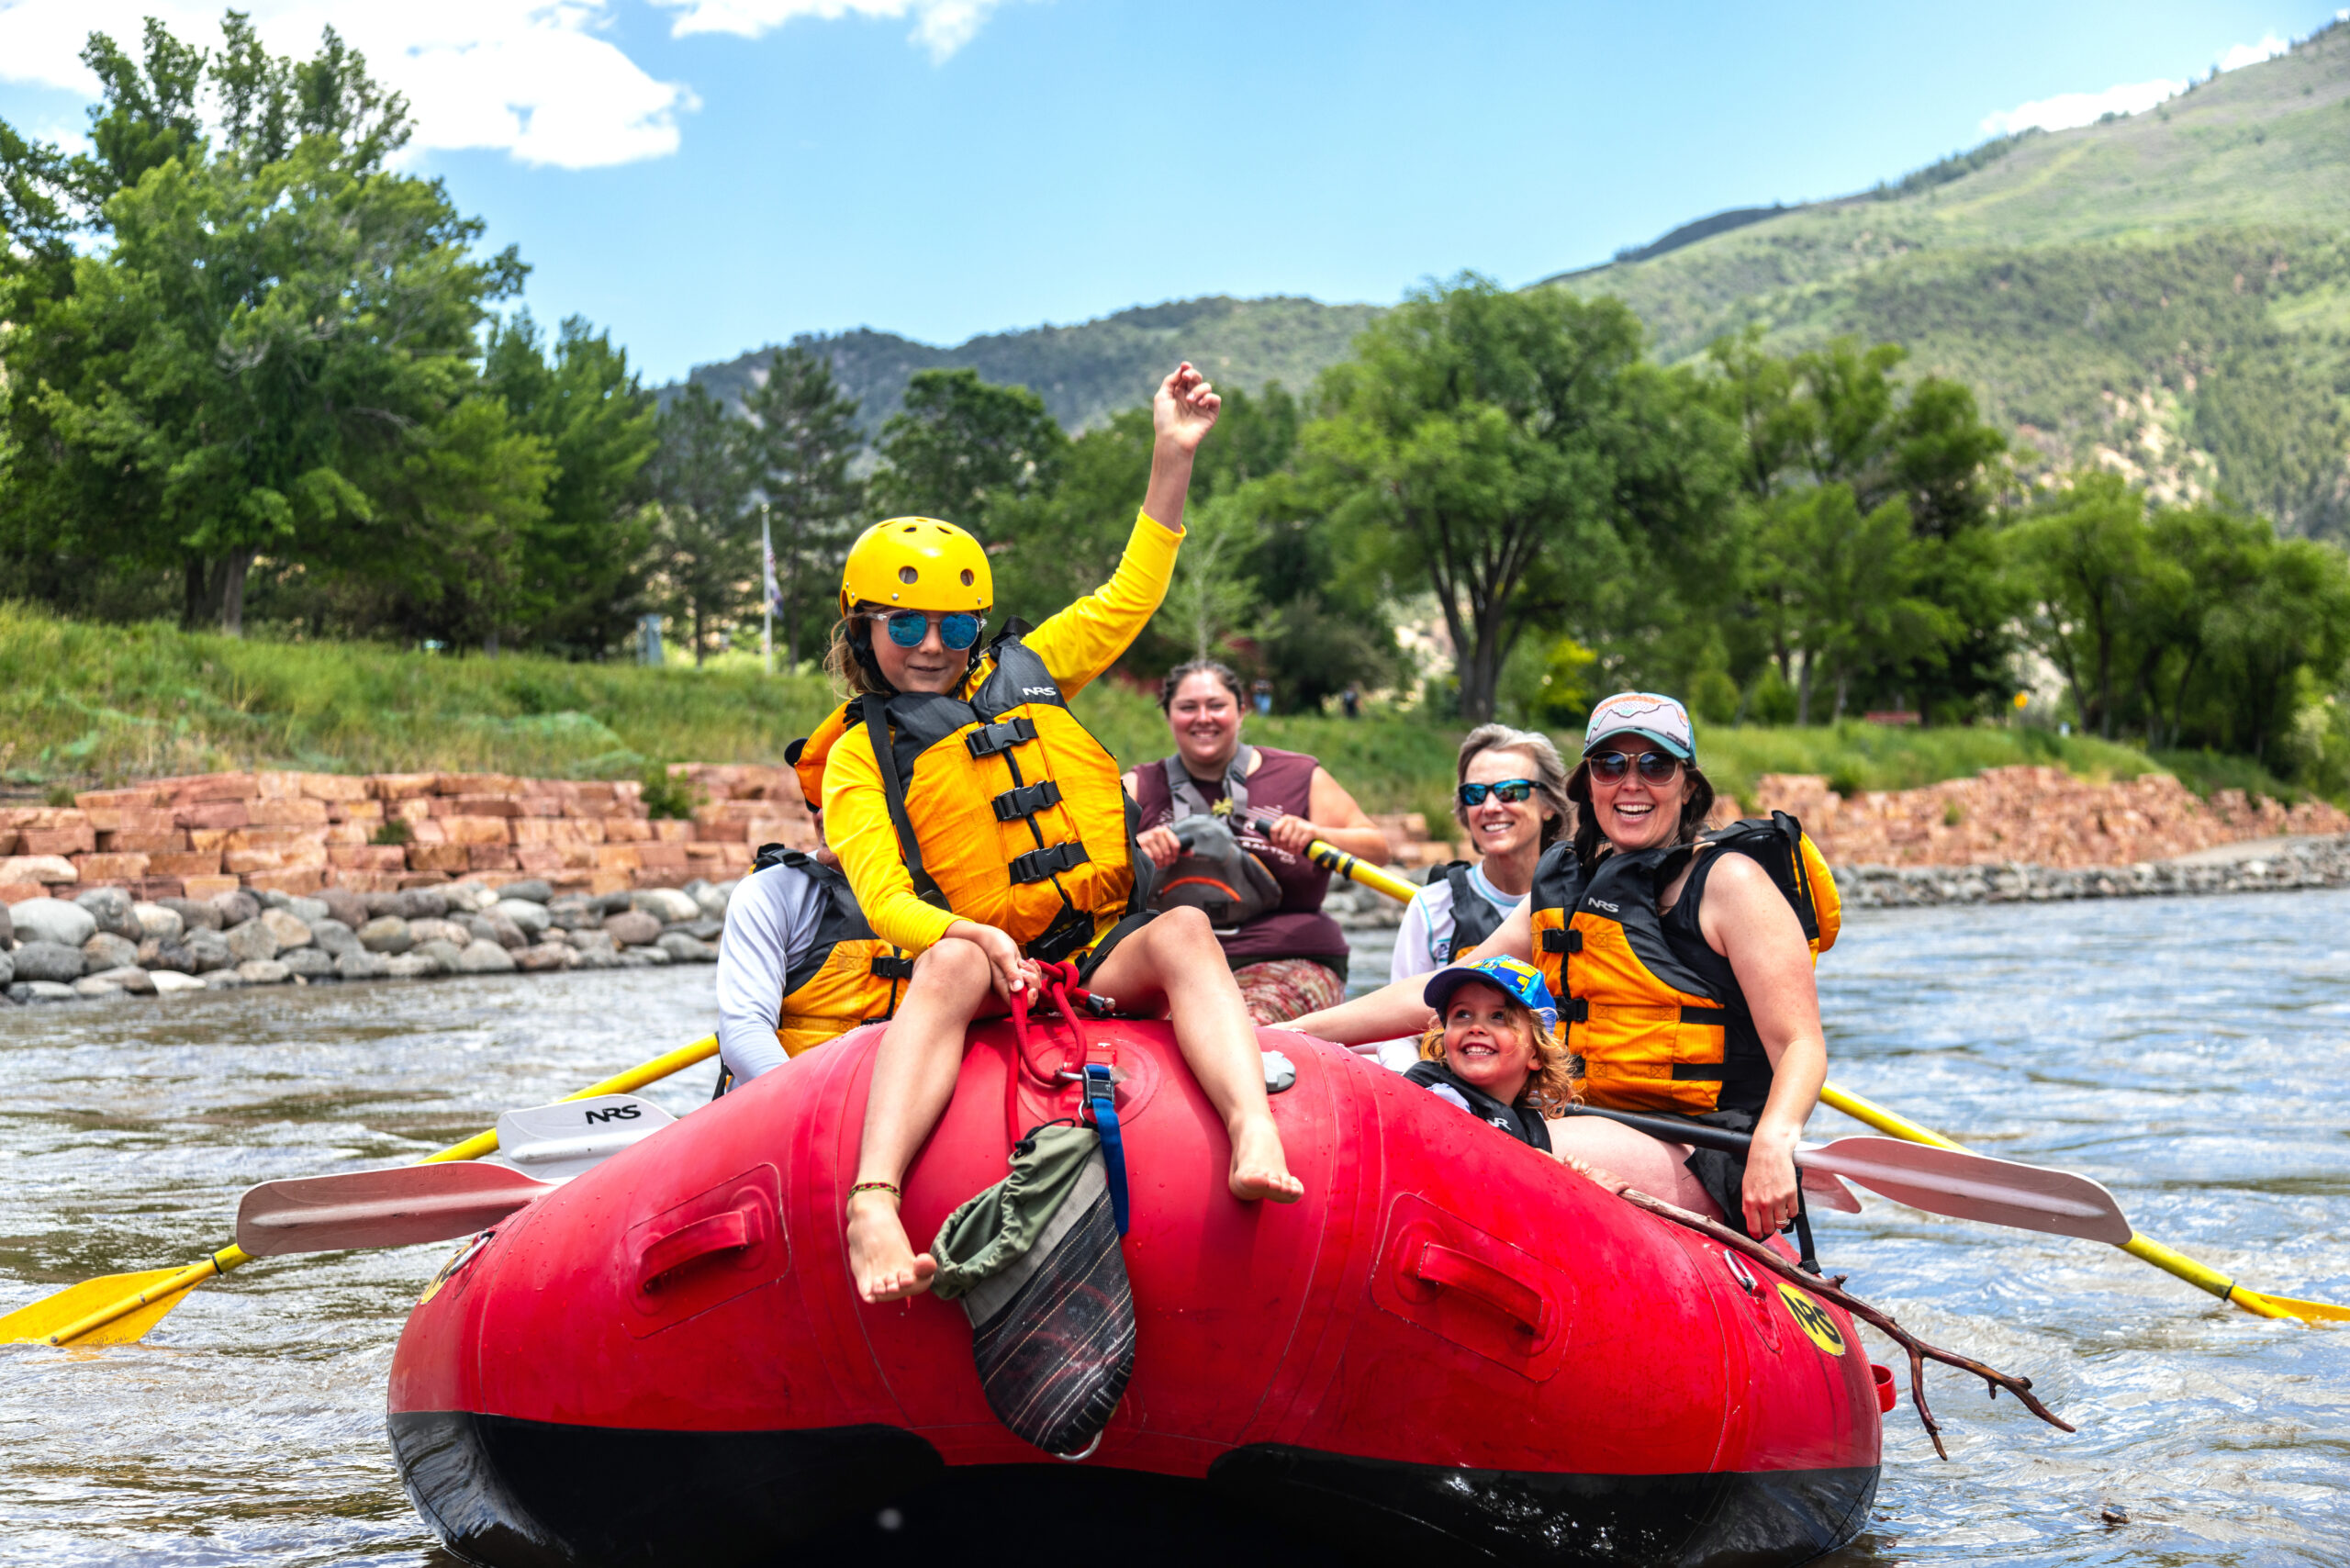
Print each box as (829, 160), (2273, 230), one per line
(387, 1017), (1885, 1567)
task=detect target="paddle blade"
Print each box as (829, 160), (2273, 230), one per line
(1800, 1165), (1863, 1214)
(0, 1268), (197, 1346)
(490, 1093), (676, 1182)
(237, 1163), (554, 1257)
(1802, 1137), (2133, 1245)
(2232, 1286), (2350, 1324)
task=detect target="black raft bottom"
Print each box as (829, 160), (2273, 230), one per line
(390, 1412), (1876, 1568)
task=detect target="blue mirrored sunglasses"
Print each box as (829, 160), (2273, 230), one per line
(870, 610), (984, 650)
(1458, 778), (1536, 806)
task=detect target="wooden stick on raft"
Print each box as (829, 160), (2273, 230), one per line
(1611, 1185), (2076, 1459)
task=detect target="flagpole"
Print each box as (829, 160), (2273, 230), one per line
(761, 502), (775, 678)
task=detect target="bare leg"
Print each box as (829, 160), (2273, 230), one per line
(846, 938), (997, 1303)
(1544, 1118), (1723, 1220)
(1085, 907), (1302, 1204)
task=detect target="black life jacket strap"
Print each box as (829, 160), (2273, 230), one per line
(1010, 841), (1090, 884)
(966, 715), (1037, 757)
(1542, 926), (1583, 954)
(861, 700), (949, 910)
(1163, 745), (1253, 822)
(992, 779), (1063, 822)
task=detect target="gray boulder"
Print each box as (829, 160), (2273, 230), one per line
(384, 952), (442, 980)
(132, 902), (184, 942)
(281, 946), (335, 980)
(287, 895), (331, 925)
(546, 898), (601, 931)
(144, 941), (198, 975)
(255, 889), (297, 912)
(12, 942), (87, 983)
(75, 887), (142, 939)
(632, 887), (699, 924)
(317, 887), (369, 931)
(408, 918), (470, 948)
(12, 980), (79, 1003)
(160, 897), (222, 932)
(413, 938), (465, 972)
(616, 946), (670, 968)
(500, 879), (554, 904)
(358, 916), (414, 954)
(394, 888), (450, 921)
(567, 944), (619, 969)
(223, 919), (280, 965)
(604, 910), (662, 946)
(0, 950), (11, 986)
(237, 958), (292, 984)
(83, 932), (140, 971)
(210, 890), (261, 927)
(455, 939), (517, 974)
(202, 969), (247, 990)
(336, 948), (388, 980)
(308, 918), (360, 957)
(514, 944), (573, 972)
(665, 916), (724, 943)
(494, 898), (551, 937)
(13, 898), (96, 949)
(82, 966), (156, 995)
(443, 880), (496, 914)
(184, 927), (234, 973)
(259, 908), (313, 949)
(694, 881), (733, 920)
(657, 932), (719, 964)
(0, 900), (12, 949)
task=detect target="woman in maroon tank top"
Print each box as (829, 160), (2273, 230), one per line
(1124, 660), (1391, 1023)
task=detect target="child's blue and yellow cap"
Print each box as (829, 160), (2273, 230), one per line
(1423, 956), (1559, 1036)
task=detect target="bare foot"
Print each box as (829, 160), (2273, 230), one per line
(846, 1190), (938, 1303)
(1227, 1115), (1304, 1204)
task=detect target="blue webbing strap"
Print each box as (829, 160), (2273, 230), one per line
(1084, 1063), (1130, 1236)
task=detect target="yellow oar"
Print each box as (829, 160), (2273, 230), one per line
(0, 1034), (719, 1349)
(1820, 1083), (2348, 1325)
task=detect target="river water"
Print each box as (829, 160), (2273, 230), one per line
(1, 890), (2345, 1565)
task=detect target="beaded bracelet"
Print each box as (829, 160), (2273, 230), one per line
(848, 1181), (901, 1200)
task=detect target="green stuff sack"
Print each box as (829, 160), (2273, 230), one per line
(931, 1123), (1135, 1457)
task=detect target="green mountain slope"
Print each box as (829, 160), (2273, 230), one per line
(1553, 20), (2350, 535)
(686, 295), (1381, 433)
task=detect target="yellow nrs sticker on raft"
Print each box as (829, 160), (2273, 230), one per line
(1777, 1282), (1847, 1356)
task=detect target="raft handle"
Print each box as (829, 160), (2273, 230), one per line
(638, 1204), (761, 1294)
(1872, 1363), (1897, 1415)
(1411, 1242), (1553, 1348)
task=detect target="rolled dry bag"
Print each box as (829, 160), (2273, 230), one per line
(1149, 813), (1281, 933)
(930, 1123), (1135, 1457)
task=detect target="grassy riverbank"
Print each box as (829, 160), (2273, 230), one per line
(0, 604), (2304, 815)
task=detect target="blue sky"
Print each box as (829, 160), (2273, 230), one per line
(3, 1), (2344, 382)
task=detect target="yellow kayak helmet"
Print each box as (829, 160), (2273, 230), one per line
(839, 517), (993, 617)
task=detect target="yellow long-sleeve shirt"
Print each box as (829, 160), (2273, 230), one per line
(822, 509), (1181, 953)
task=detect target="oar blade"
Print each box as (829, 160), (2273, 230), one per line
(0, 1268), (196, 1346)
(491, 1093), (676, 1182)
(2232, 1286), (2350, 1324)
(237, 1163), (554, 1257)
(1805, 1137), (2133, 1245)
(1800, 1166), (1863, 1215)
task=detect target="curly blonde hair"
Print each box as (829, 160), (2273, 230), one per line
(1418, 990), (1582, 1114)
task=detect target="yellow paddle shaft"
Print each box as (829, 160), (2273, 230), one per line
(1819, 1081), (2341, 1323)
(1304, 841), (1421, 905)
(42, 1034), (721, 1346)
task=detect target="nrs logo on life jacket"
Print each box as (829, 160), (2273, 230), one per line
(1529, 812), (1840, 1116)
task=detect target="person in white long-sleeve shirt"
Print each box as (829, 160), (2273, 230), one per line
(716, 837), (911, 1088)
(1361, 724), (1572, 1070)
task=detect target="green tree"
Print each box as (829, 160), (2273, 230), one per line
(868, 367), (1066, 525)
(644, 385), (754, 665)
(484, 312), (660, 655)
(2009, 475), (2157, 739)
(1753, 485), (1954, 722)
(1306, 274), (1647, 722)
(740, 346), (863, 667)
(0, 14), (531, 635)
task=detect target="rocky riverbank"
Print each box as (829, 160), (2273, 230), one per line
(0, 877), (733, 1006)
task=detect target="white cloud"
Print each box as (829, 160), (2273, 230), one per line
(0, 0), (1020, 169)
(650, 0), (1013, 62)
(1979, 29), (2297, 137)
(1980, 77), (2185, 135)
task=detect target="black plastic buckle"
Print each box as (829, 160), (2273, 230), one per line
(1009, 842), (1090, 884)
(991, 779), (1063, 822)
(1027, 906), (1097, 963)
(965, 716), (1037, 758)
(1565, 997), (1590, 1024)
(870, 955), (915, 980)
(1541, 927), (1582, 954)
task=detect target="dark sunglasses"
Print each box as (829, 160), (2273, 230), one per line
(1587, 750), (1683, 785)
(1458, 778), (1537, 806)
(867, 610), (984, 651)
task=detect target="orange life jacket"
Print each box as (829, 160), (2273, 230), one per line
(759, 846), (912, 1058)
(1529, 812), (1839, 1115)
(824, 629), (1144, 963)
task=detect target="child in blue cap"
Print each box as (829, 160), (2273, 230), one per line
(1408, 957), (1577, 1149)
